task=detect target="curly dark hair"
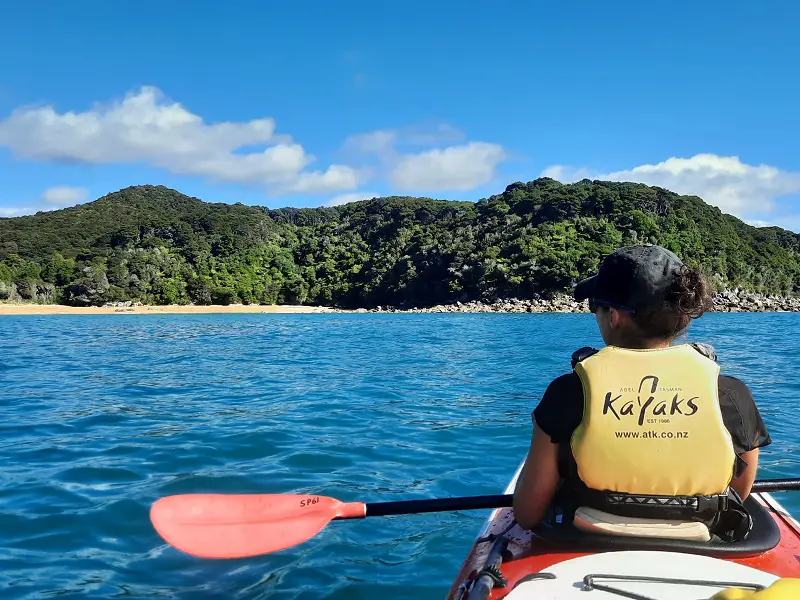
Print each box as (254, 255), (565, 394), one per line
(627, 266), (714, 341)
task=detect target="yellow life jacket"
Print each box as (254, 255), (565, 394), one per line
(570, 344), (735, 498)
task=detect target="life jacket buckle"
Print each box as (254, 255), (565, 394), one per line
(695, 494), (727, 515)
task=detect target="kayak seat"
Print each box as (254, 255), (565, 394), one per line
(532, 495), (780, 558)
(573, 506), (712, 542)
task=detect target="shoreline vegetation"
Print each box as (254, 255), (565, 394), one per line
(2, 181), (799, 312)
(3, 289), (799, 315)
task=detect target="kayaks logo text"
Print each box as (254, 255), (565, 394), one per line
(603, 375), (698, 426)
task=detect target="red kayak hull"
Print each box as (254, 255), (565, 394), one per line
(447, 491), (800, 599)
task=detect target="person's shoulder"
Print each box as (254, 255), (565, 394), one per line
(571, 346), (600, 368)
(540, 346), (596, 399)
(535, 371), (584, 441)
(689, 342), (717, 361)
(719, 373), (750, 393)
(544, 372), (582, 396)
(717, 374), (771, 450)
(718, 374), (754, 398)
(548, 371), (581, 386)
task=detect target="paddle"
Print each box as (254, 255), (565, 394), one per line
(150, 478), (800, 559)
(150, 492), (513, 559)
(751, 479), (800, 492)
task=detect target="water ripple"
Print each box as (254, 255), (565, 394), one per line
(0, 313), (798, 599)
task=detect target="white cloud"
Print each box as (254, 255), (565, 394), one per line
(0, 207), (28, 217)
(0, 86), (361, 195)
(391, 142), (507, 192)
(342, 124), (506, 193)
(0, 185), (88, 218)
(747, 219), (774, 228)
(540, 165), (592, 182)
(753, 214), (800, 232)
(0, 88), (507, 199)
(41, 185), (88, 205)
(327, 191), (379, 206)
(400, 122), (466, 147)
(541, 154), (800, 228)
(343, 129), (398, 164)
(343, 124), (466, 157)
(283, 166), (365, 194)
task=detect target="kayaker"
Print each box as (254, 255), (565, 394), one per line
(513, 244), (771, 541)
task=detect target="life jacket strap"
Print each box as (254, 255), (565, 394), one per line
(577, 488), (728, 521)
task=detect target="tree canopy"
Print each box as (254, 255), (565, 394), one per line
(1, 180), (798, 307)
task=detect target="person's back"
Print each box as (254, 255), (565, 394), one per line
(513, 245), (771, 542)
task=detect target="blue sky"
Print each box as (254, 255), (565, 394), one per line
(1, 0), (799, 230)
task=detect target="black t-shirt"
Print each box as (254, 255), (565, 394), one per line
(533, 371), (772, 479)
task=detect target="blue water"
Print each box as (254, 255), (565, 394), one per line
(1, 313), (798, 599)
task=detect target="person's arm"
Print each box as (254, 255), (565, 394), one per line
(719, 376), (771, 500)
(513, 420), (561, 529)
(730, 448), (759, 500)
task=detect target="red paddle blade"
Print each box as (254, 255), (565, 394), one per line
(150, 493), (365, 559)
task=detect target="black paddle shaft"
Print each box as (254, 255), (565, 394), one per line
(361, 479), (800, 518)
(365, 494), (514, 517)
(751, 478), (800, 492)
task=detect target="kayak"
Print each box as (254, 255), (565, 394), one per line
(447, 462), (800, 599)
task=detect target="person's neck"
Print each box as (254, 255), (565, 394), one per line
(610, 337), (672, 350)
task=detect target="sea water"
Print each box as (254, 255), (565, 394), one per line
(1, 313), (798, 599)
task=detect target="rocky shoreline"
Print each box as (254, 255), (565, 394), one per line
(356, 289), (800, 314)
(3, 289), (799, 314)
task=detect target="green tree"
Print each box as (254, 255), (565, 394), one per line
(0, 181), (797, 307)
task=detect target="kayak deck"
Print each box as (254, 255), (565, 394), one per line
(447, 468), (800, 599)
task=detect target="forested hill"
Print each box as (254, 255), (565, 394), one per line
(1, 179), (799, 307)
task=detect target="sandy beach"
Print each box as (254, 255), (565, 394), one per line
(0, 303), (338, 315)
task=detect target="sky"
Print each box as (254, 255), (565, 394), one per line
(1, 1), (799, 231)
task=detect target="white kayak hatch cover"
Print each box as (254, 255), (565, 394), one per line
(504, 550), (779, 600)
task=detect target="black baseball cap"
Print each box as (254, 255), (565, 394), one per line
(574, 244), (685, 312)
